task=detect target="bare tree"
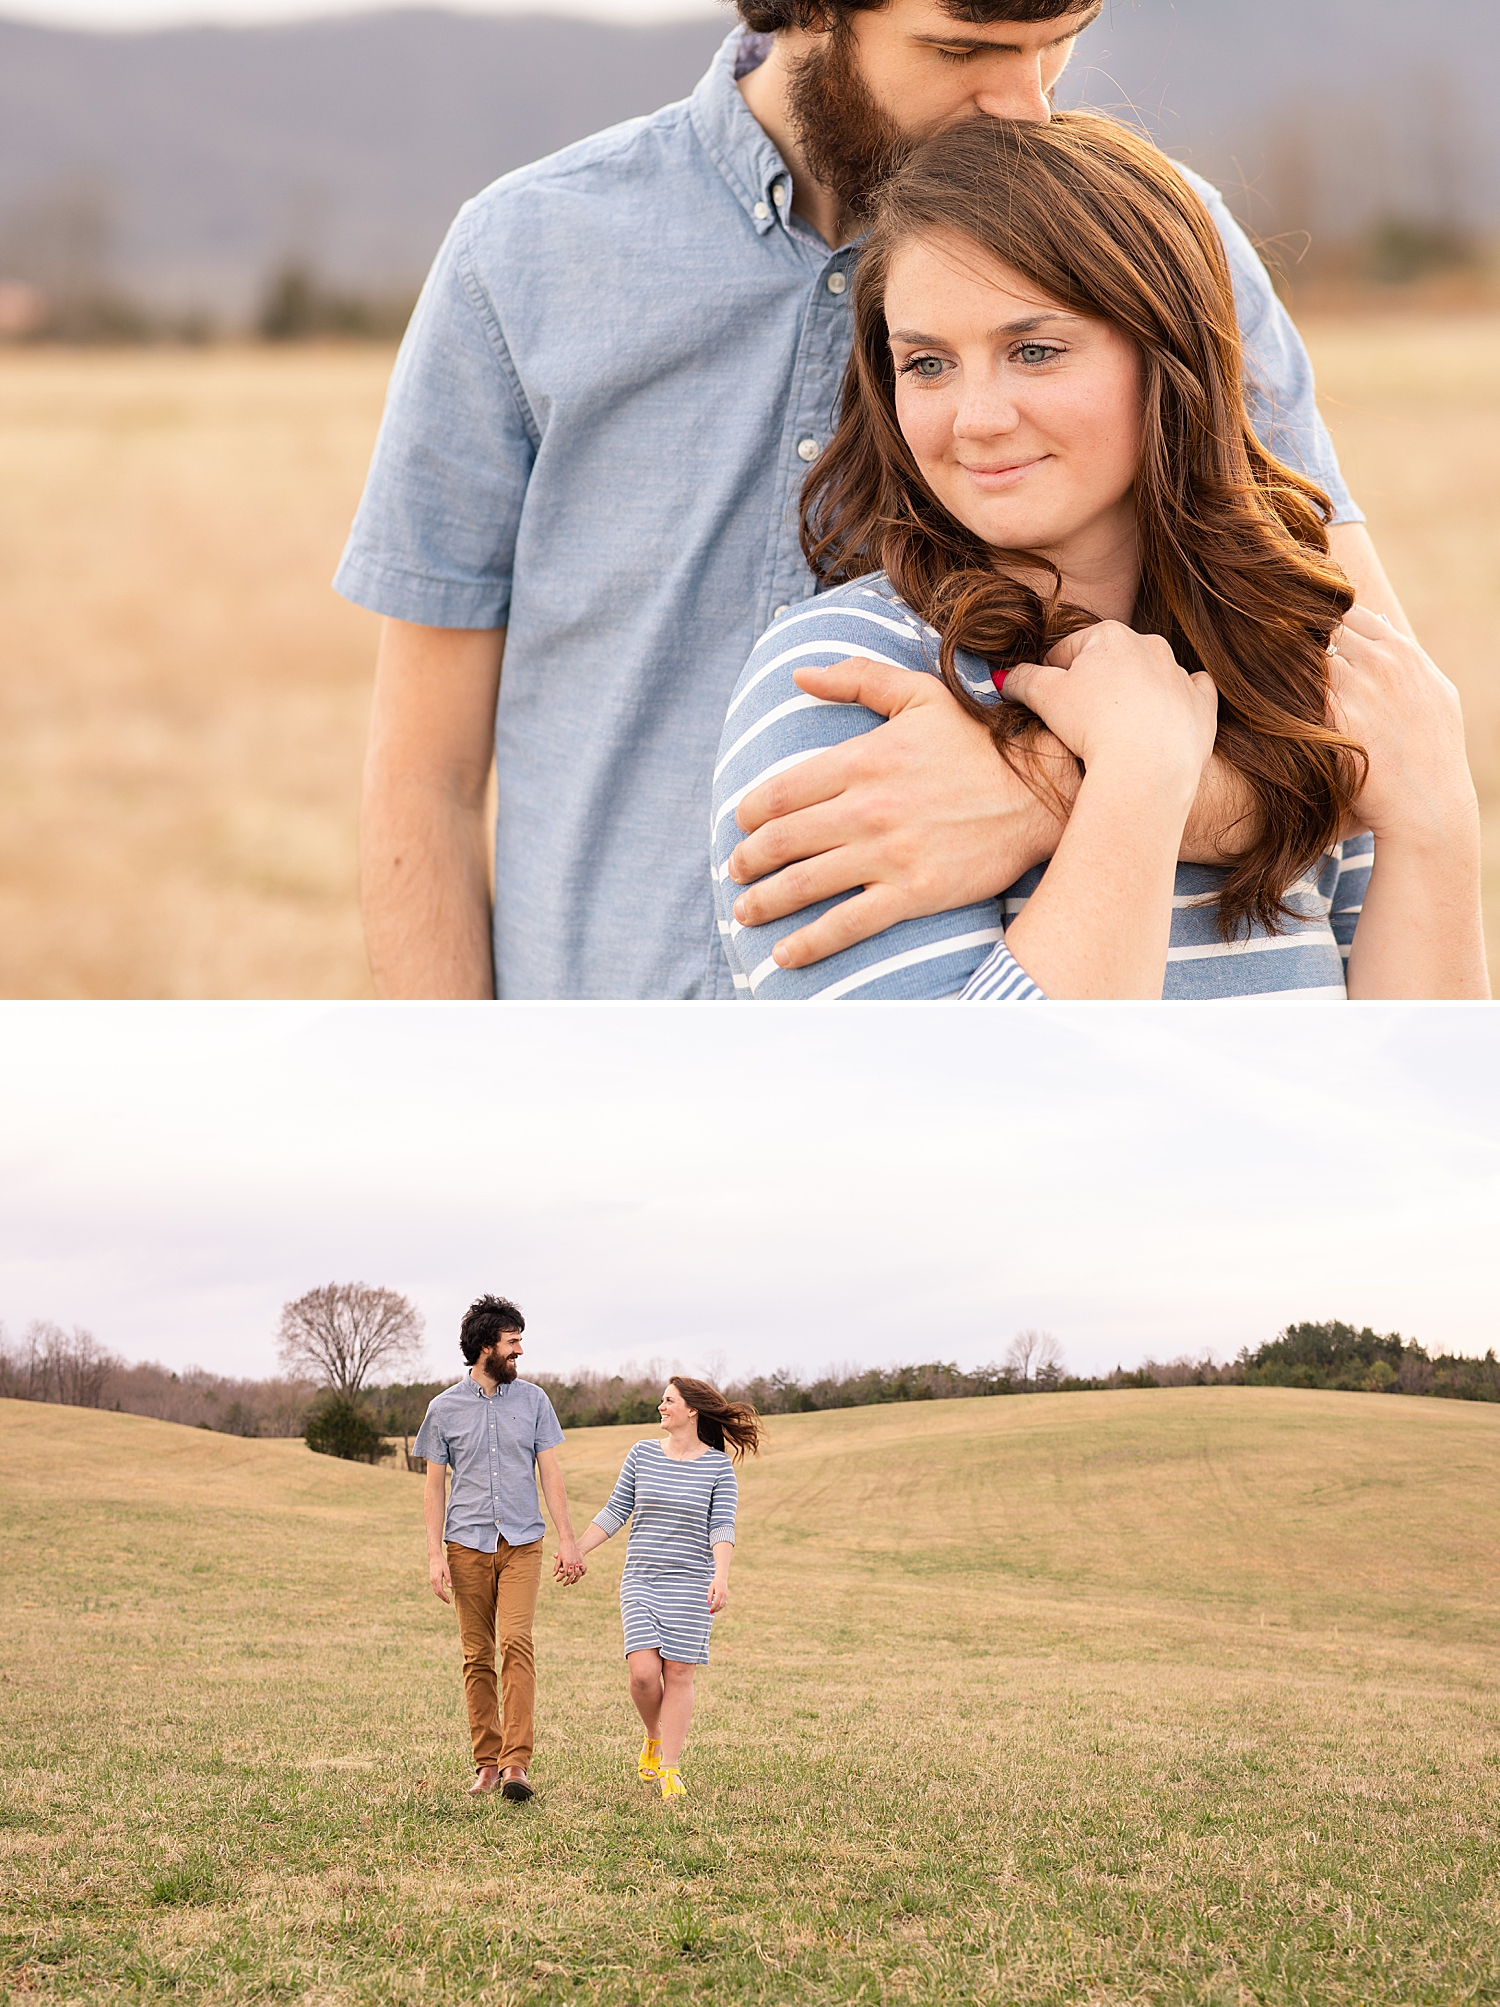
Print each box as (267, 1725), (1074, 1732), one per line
(0, 1321), (113, 1407)
(276, 1284), (425, 1398)
(1004, 1329), (1065, 1391)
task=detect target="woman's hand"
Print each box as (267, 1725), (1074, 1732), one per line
(706, 1575), (729, 1614)
(997, 624), (1217, 999)
(1003, 622), (1218, 801)
(1330, 606), (1487, 999)
(1327, 606), (1477, 844)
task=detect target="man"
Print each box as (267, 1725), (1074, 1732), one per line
(414, 1293), (585, 1798)
(338, 0), (1411, 998)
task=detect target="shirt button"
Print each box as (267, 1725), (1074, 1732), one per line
(797, 437), (819, 462)
(753, 201), (769, 220)
(773, 182), (788, 206)
(773, 605), (789, 619)
(826, 271), (847, 295)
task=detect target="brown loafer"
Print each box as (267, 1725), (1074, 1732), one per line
(468, 1765), (501, 1795)
(500, 1766), (534, 1802)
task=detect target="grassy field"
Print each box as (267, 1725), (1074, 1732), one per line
(0, 347), (385, 1000)
(0, 317), (1498, 998)
(3, 1387), (1499, 2005)
(0, 319), (1500, 995)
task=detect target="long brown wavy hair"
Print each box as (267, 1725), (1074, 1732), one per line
(669, 1377), (763, 1461)
(801, 113), (1363, 937)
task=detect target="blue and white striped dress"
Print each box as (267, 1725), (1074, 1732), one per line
(711, 573), (1370, 1000)
(592, 1440), (739, 1665)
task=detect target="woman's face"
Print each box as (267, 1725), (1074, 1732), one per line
(659, 1383), (693, 1430)
(885, 230), (1143, 583)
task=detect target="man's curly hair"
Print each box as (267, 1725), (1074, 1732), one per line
(735, 0), (1087, 35)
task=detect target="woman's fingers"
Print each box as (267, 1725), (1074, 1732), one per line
(994, 661), (1057, 716)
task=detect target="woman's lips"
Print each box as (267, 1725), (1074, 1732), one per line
(958, 455), (1049, 490)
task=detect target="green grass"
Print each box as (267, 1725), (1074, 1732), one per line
(2, 1388), (1499, 2005)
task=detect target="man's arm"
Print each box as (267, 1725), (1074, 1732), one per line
(360, 617), (505, 998)
(536, 1447), (584, 1582)
(727, 660), (1257, 970)
(1327, 523), (1414, 638)
(424, 1462), (452, 1602)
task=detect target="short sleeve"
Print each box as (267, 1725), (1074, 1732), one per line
(711, 589), (1008, 999)
(1177, 167), (1361, 527)
(532, 1393), (565, 1456)
(1328, 832), (1374, 959)
(411, 1402), (449, 1467)
(707, 1461), (738, 1547)
(333, 204), (538, 628)
(593, 1444), (640, 1536)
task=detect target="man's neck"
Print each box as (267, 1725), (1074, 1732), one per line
(737, 32), (847, 249)
(469, 1364), (505, 1396)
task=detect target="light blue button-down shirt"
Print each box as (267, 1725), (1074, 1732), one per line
(413, 1375), (564, 1550)
(335, 27), (1358, 1002)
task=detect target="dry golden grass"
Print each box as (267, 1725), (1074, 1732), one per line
(0, 318), (1496, 997)
(3, 1388), (1500, 2003)
(1302, 314), (1500, 969)
(0, 346), (386, 998)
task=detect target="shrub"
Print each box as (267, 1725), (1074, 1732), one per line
(304, 1397), (384, 1463)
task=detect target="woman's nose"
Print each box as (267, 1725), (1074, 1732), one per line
(953, 384), (1021, 440)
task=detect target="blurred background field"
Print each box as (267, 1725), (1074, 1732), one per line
(4, 1385), (1499, 2004)
(2, 313), (1497, 998)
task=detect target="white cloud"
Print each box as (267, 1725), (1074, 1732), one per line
(1, 1003), (1495, 1388)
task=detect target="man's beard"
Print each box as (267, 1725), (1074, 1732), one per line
(785, 26), (919, 226)
(490, 1350), (519, 1383)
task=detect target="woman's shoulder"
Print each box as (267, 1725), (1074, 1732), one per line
(732, 575), (939, 694)
(715, 579), (937, 864)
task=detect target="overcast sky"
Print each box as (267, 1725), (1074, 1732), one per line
(7, 0), (721, 27)
(1, 1003), (1494, 1389)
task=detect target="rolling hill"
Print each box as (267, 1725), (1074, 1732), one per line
(3, 1387), (1499, 2001)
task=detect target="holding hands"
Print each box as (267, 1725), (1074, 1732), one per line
(1002, 621), (1219, 796)
(1325, 606), (1476, 844)
(553, 1542), (586, 1586)
(1325, 605), (1487, 999)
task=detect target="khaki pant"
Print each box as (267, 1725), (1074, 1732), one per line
(447, 1537), (544, 1771)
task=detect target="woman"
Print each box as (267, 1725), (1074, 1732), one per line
(711, 114), (1486, 1000)
(574, 1377), (762, 1799)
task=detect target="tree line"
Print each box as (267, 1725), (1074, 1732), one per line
(3, 1305), (1495, 1458)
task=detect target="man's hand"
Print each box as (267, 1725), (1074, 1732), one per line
(429, 1552), (452, 1604)
(726, 657), (1072, 971)
(552, 1543), (586, 1586)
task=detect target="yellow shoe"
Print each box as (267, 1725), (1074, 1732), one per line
(659, 1766), (686, 1799)
(637, 1738), (662, 1783)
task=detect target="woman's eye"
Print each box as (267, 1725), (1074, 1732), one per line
(901, 356), (948, 379)
(1016, 343), (1060, 365)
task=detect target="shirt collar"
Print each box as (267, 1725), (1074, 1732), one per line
(690, 26), (797, 240)
(465, 1373), (512, 1399)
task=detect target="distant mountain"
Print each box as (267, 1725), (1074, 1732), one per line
(1058, 0), (1500, 252)
(3, 0), (1495, 316)
(0, 8), (731, 311)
